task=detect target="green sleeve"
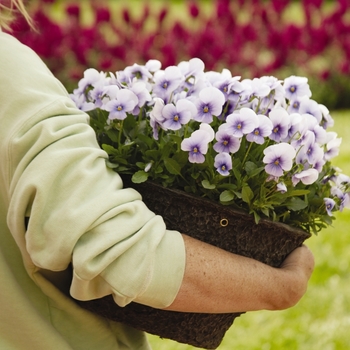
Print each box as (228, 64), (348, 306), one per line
(0, 32), (186, 309)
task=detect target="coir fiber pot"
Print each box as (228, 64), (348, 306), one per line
(78, 178), (311, 349)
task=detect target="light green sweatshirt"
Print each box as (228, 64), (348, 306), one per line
(0, 32), (186, 349)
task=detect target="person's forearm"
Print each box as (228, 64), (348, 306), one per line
(165, 234), (314, 313)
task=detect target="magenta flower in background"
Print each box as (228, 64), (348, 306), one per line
(263, 143), (296, 177)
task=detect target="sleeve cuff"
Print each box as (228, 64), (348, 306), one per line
(131, 229), (186, 309)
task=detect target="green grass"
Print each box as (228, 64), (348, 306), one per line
(148, 110), (350, 350)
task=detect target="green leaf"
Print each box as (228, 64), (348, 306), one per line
(220, 190), (235, 202)
(242, 185), (254, 204)
(286, 189), (310, 197)
(102, 144), (118, 154)
(105, 161), (119, 169)
(252, 210), (261, 224)
(145, 149), (162, 161)
(261, 207), (270, 217)
(244, 161), (257, 174)
(286, 197), (308, 211)
(202, 180), (216, 189)
(164, 157), (182, 175)
(137, 134), (155, 149)
(132, 171), (149, 183)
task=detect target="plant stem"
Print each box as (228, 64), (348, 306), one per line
(242, 141), (253, 167)
(118, 119), (124, 148)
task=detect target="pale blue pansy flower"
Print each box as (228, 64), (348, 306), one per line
(324, 197), (336, 216)
(153, 66), (184, 102)
(90, 80), (111, 108)
(103, 88), (139, 120)
(225, 107), (258, 138)
(69, 93), (95, 112)
(319, 104), (334, 129)
(193, 86), (225, 123)
(162, 99), (197, 130)
(298, 98), (323, 123)
(213, 128), (241, 153)
(260, 76), (285, 102)
(285, 113), (303, 141)
(199, 123), (215, 142)
(296, 131), (324, 166)
(214, 153), (232, 176)
(123, 63), (153, 82)
(178, 57), (205, 80)
(149, 98), (166, 139)
(145, 59), (162, 73)
(128, 81), (152, 114)
(263, 143), (296, 177)
(75, 68), (107, 95)
(283, 75), (312, 100)
(324, 132), (342, 161)
(292, 168), (319, 186)
(246, 114), (273, 144)
(241, 77), (271, 99)
(181, 127), (212, 164)
(277, 182), (287, 193)
(288, 99), (302, 114)
(268, 107), (291, 142)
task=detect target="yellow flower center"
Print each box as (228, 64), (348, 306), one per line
(221, 165), (226, 171)
(274, 160), (280, 165)
(223, 140), (228, 146)
(117, 106), (123, 111)
(273, 127), (279, 133)
(203, 106), (209, 113)
(163, 82), (168, 89)
(254, 130), (260, 135)
(237, 123), (242, 129)
(173, 114), (179, 121)
(193, 147), (198, 153)
(290, 86), (296, 92)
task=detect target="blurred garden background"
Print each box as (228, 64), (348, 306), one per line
(10, 0), (350, 348)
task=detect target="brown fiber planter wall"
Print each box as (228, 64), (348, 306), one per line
(78, 179), (311, 349)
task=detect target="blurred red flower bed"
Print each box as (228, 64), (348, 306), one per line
(9, 0), (350, 109)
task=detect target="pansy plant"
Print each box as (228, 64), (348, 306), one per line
(71, 58), (350, 234)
